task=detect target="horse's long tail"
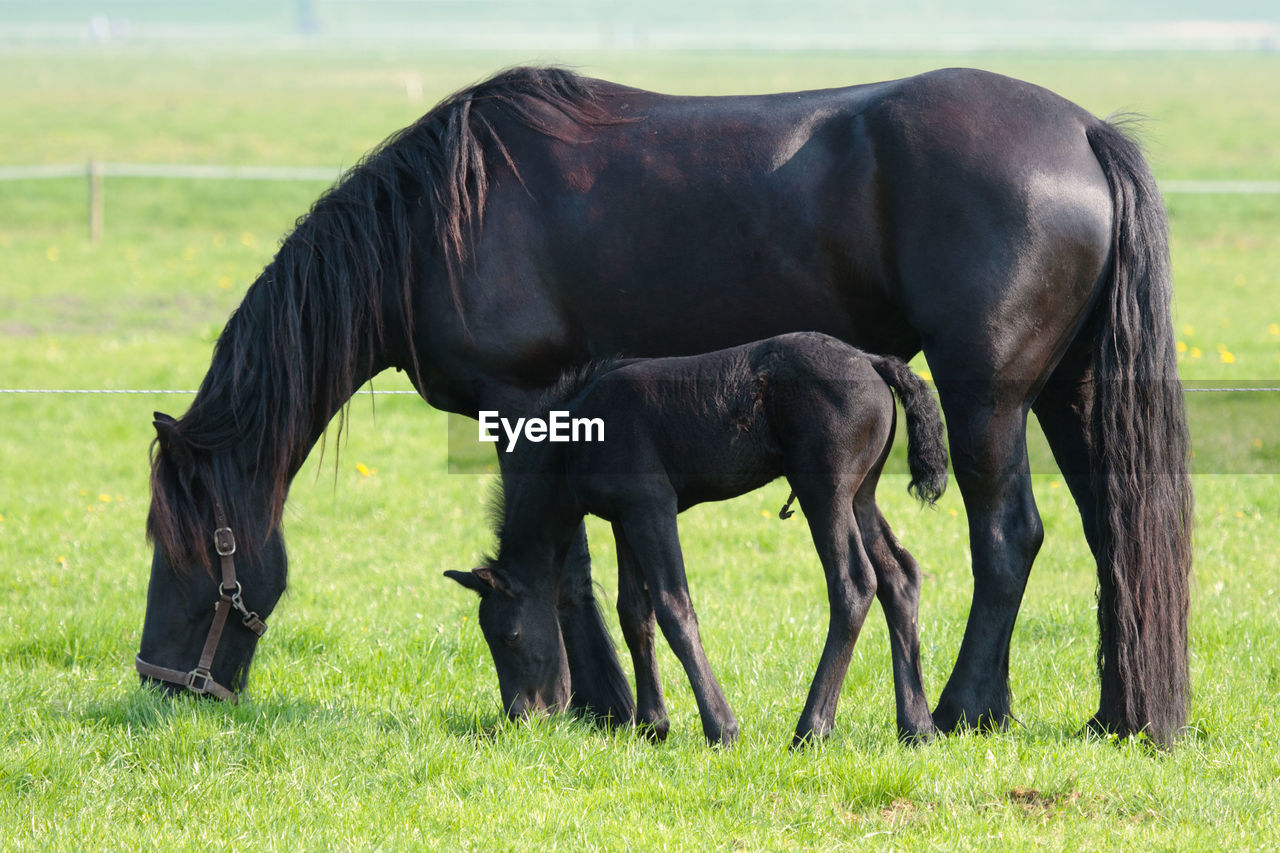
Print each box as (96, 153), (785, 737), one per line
(1085, 119), (1193, 747)
(868, 355), (948, 506)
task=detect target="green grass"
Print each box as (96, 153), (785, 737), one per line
(2, 47), (1279, 849)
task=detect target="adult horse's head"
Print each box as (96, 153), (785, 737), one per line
(137, 412), (288, 701)
(446, 564), (571, 718)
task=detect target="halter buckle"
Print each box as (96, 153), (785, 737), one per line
(214, 527), (236, 556)
(186, 668), (214, 694)
(221, 580), (244, 604)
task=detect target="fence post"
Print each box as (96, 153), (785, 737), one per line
(88, 159), (104, 244)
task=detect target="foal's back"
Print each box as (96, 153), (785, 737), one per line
(564, 332), (896, 513)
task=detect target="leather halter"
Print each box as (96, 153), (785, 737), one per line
(135, 507), (267, 702)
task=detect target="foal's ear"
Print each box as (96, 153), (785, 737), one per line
(153, 412), (194, 469)
(444, 567), (513, 598)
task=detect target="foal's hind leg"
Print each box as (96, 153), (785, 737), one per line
(860, 502), (936, 743)
(613, 521), (670, 741)
(791, 479), (879, 747)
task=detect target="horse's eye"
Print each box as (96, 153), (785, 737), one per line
(503, 630), (521, 648)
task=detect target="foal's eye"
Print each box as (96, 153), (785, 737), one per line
(503, 630), (521, 648)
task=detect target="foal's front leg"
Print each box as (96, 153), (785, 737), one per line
(558, 523), (636, 725)
(619, 508), (738, 746)
(613, 522), (670, 741)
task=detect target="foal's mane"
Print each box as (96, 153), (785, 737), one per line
(149, 67), (616, 569)
(539, 357), (627, 412)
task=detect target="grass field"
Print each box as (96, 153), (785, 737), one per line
(2, 47), (1279, 849)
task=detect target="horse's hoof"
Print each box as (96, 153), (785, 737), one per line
(932, 698), (1012, 735)
(898, 723), (938, 746)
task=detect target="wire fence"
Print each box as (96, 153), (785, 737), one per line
(0, 388), (418, 395)
(1, 161), (1275, 398)
(3, 163), (1278, 191)
(1, 161), (1277, 243)
(1, 387), (1275, 396)
(2, 162), (1277, 243)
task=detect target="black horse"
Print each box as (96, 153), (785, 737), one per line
(139, 66), (1190, 745)
(447, 332), (948, 746)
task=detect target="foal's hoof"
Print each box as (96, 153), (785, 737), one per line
(790, 723), (831, 750)
(705, 720), (739, 747)
(636, 714), (671, 743)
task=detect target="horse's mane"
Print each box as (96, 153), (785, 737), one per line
(148, 67), (616, 569)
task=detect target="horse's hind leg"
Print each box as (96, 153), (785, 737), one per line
(791, 476), (878, 747)
(612, 521), (670, 741)
(931, 400), (1044, 734)
(619, 505), (738, 746)
(860, 500), (936, 743)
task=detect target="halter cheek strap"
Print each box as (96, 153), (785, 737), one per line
(135, 509), (267, 703)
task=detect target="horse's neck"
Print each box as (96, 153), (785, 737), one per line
(189, 286), (390, 487)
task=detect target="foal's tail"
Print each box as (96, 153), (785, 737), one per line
(1084, 119), (1192, 747)
(868, 355), (948, 506)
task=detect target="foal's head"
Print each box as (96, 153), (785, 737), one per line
(446, 563), (571, 718)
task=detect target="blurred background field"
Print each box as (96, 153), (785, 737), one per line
(1, 2), (1279, 848)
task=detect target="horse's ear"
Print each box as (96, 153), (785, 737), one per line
(153, 413), (193, 469)
(444, 567), (512, 597)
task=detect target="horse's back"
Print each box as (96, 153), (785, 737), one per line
(456, 67), (1115, 405)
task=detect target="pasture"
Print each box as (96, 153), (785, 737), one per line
(2, 47), (1278, 848)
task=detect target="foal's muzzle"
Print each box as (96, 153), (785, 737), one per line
(505, 685), (571, 719)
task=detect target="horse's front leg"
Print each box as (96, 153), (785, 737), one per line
(558, 524), (636, 725)
(620, 506), (738, 746)
(613, 521), (670, 741)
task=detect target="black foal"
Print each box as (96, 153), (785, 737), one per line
(448, 331), (947, 745)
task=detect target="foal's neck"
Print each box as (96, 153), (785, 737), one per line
(496, 454), (583, 587)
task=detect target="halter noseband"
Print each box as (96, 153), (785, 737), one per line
(135, 507), (267, 702)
